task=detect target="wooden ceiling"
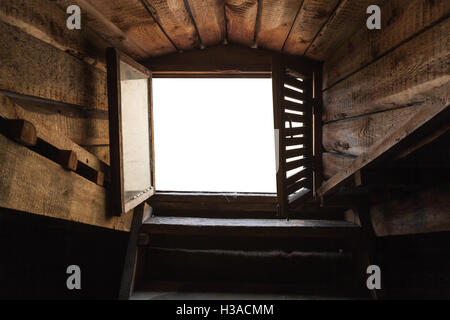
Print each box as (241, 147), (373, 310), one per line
(72, 0), (386, 61)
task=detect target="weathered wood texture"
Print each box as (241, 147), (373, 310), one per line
(371, 184), (450, 236)
(80, 0), (175, 57)
(142, 216), (360, 238)
(225, 0), (258, 46)
(0, 134), (131, 231)
(323, 17), (450, 122)
(144, 44), (272, 73)
(186, 0), (226, 46)
(143, 0), (199, 50)
(323, 152), (355, 179)
(323, 106), (422, 156)
(306, 0), (387, 60)
(0, 0), (109, 72)
(0, 21), (108, 110)
(0, 95), (108, 170)
(255, 0), (303, 51)
(323, 0), (450, 89)
(283, 0), (338, 56)
(319, 97), (449, 196)
(0, 95), (109, 161)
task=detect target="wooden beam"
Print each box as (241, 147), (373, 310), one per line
(0, 134), (132, 231)
(141, 216), (360, 238)
(184, 0), (225, 47)
(0, 95), (109, 171)
(143, 44), (273, 74)
(318, 97), (449, 197)
(119, 203), (147, 300)
(323, 0), (450, 89)
(371, 184), (450, 236)
(149, 192), (277, 213)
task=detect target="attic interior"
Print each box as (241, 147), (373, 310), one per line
(0, 0), (449, 300)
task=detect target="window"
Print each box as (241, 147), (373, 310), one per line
(152, 78), (276, 193)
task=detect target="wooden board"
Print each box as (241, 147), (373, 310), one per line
(323, 0), (450, 89)
(306, 0), (387, 60)
(143, 0), (199, 50)
(323, 152), (355, 179)
(323, 18), (450, 122)
(82, 0), (175, 57)
(255, 0), (303, 51)
(323, 106), (422, 156)
(186, 0), (226, 46)
(225, 0), (258, 46)
(370, 184), (450, 236)
(0, 134), (132, 231)
(283, 0), (338, 56)
(318, 97), (449, 196)
(142, 216), (360, 238)
(144, 44), (273, 74)
(0, 21), (108, 110)
(0, 0), (109, 72)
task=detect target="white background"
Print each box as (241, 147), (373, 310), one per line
(152, 78), (276, 193)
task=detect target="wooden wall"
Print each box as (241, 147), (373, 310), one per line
(0, 0), (132, 231)
(321, 0), (450, 178)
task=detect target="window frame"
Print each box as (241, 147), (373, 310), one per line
(106, 48), (155, 216)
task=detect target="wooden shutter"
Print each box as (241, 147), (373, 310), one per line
(272, 56), (320, 217)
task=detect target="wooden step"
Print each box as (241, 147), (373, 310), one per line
(141, 217), (360, 238)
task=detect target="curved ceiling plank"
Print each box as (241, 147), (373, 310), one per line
(283, 0), (339, 57)
(85, 0), (176, 58)
(256, 0), (304, 52)
(225, 0), (259, 46)
(142, 0), (200, 51)
(186, 0), (226, 47)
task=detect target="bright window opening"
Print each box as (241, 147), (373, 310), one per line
(153, 78), (276, 193)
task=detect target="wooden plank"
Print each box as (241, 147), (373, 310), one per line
(0, 0), (110, 72)
(323, 0), (450, 89)
(0, 21), (108, 110)
(82, 0), (175, 57)
(323, 152), (355, 179)
(370, 184), (450, 237)
(143, 0), (199, 50)
(283, 0), (339, 56)
(186, 0), (226, 46)
(119, 203), (147, 300)
(323, 106), (422, 156)
(255, 0), (303, 51)
(0, 134), (132, 231)
(318, 97), (449, 197)
(55, 0), (150, 58)
(142, 216), (360, 238)
(323, 18), (450, 122)
(0, 95), (109, 169)
(225, 0), (259, 46)
(144, 44), (272, 74)
(306, 0), (387, 60)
